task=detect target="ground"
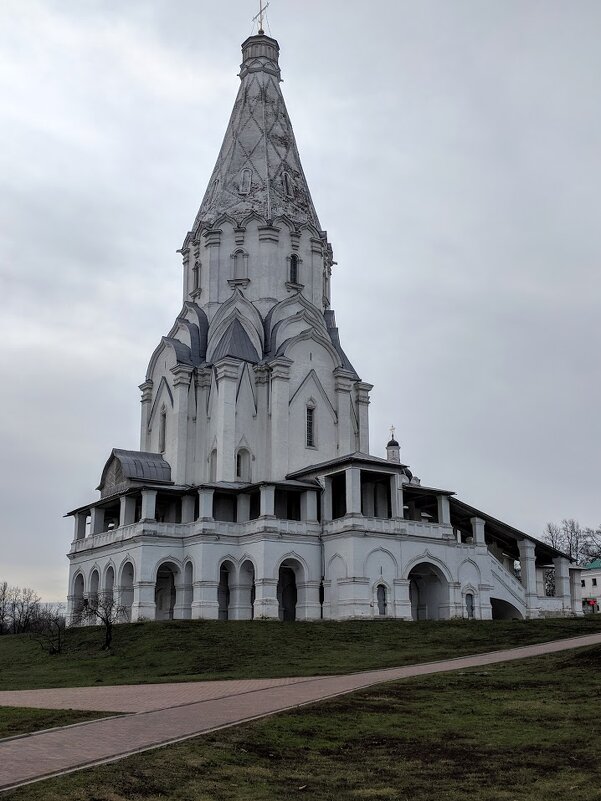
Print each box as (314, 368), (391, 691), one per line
(3, 644), (601, 801)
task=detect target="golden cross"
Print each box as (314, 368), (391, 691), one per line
(252, 0), (270, 34)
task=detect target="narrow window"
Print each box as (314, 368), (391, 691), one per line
(465, 593), (475, 620)
(290, 254), (299, 284)
(282, 171), (293, 197)
(159, 408), (166, 453)
(306, 406), (315, 447)
(240, 168), (252, 195)
(377, 585), (387, 616)
(594, 578), (598, 587)
(192, 261), (200, 291)
(232, 250), (248, 280)
(581, 579), (586, 588)
(209, 449), (217, 483)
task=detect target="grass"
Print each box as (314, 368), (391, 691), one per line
(4, 643), (601, 800)
(0, 708), (115, 740)
(1, 616), (600, 690)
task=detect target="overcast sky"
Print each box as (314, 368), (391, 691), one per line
(1, 0), (600, 601)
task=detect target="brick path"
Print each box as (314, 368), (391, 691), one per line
(1, 632), (600, 793)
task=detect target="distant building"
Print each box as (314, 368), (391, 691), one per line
(581, 559), (601, 613)
(66, 29), (582, 624)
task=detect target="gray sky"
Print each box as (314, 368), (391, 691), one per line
(1, 0), (600, 601)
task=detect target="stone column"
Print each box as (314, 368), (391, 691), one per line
(131, 581), (156, 621)
(269, 358), (292, 480)
(253, 578), (279, 619)
(438, 495), (451, 526)
(170, 364), (194, 484)
(356, 383), (373, 454)
(345, 467), (362, 516)
(197, 488), (214, 521)
(205, 228), (222, 307)
(214, 358), (239, 482)
(194, 369), (212, 484)
(173, 578), (187, 619)
(180, 495), (196, 524)
(553, 556), (571, 612)
(300, 490), (318, 522)
(90, 506), (105, 536)
(253, 365), (271, 482)
(297, 580), (322, 620)
(138, 380), (153, 451)
(192, 580), (220, 619)
(518, 539), (539, 617)
(470, 517), (486, 546)
(73, 512), (88, 541)
(323, 477), (333, 522)
(140, 490), (157, 522)
(237, 493), (251, 523)
(390, 474), (404, 519)
(119, 496), (136, 527)
(334, 369), (355, 455)
(260, 484), (276, 517)
(393, 579), (412, 620)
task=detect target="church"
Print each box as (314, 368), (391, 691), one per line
(66, 28), (582, 624)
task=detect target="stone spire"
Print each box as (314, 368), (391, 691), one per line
(191, 33), (322, 231)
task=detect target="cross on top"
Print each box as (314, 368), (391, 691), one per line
(390, 425), (396, 440)
(253, 0), (270, 34)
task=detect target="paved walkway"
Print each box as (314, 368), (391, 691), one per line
(1, 632), (600, 793)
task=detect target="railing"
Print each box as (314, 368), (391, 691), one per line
(489, 552), (526, 606)
(323, 515), (454, 540)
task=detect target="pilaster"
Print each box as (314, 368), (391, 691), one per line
(334, 369), (355, 455)
(356, 382), (373, 454)
(345, 466), (362, 515)
(194, 368), (212, 483)
(139, 380), (153, 451)
(119, 496), (136, 527)
(90, 506), (105, 536)
(170, 364), (194, 483)
(141, 490), (157, 522)
(214, 358), (240, 482)
(269, 358), (292, 480)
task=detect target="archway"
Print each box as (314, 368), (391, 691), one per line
(104, 566), (115, 603)
(376, 584), (388, 616)
(155, 562), (178, 621)
(120, 562), (134, 621)
(407, 562), (450, 620)
(490, 598), (523, 620)
(239, 560), (255, 620)
(72, 573), (85, 623)
(89, 570), (99, 609)
(218, 561), (234, 620)
(277, 559), (301, 622)
(182, 561), (193, 619)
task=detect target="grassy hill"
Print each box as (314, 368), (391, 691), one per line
(1, 616), (600, 691)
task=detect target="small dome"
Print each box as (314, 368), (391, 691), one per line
(387, 438), (399, 448)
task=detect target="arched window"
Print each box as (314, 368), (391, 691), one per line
(289, 254), (299, 284)
(465, 592), (475, 620)
(235, 448), (251, 482)
(209, 449), (217, 483)
(282, 171), (293, 197)
(231, 250), (248, 281)
(306, 404), (316, 448)
(192, 260), (200, 292)
(377, 585), (387, 616)
(159, 407), (167, 454)
(239, 168), (252, 195)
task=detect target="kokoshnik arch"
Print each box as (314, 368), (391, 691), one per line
(66, 29), (583, 624)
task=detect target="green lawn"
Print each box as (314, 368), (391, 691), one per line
(5, 644), (601, 800)
(1, 616), (600, 690)
(0, 708), (115, 740)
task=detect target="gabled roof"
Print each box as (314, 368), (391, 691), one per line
(97, 449), (172, 493)
(191, 34), (321, 231)
(211, 318), (260, 364)
(287, 451), (411, 479)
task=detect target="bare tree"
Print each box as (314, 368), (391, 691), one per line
(543, 519), (601, 565)
(83, 594), (128, 650)
(0, 582), (9, 635)
(31, 604), (66, 655)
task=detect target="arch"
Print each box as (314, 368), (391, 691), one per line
(103, 564), (115, 601)
(235, 447), (252, 482)
(119, 560), (135, 621)
(206, 290), (264, 360)
(407, 561), (451, 621)
(89, 569), (100, 607)
(155, 561), (180, 621)
(277, 558), (304, 622)
(490, 598), (524, 620)
(239, 167), (252, 195)
(182, 560), (194, 619)
(218, 559), (235, 621)
(403, 552), (453, 583)
(275, 328), (343, 368)
(72, 572), (86, 624)
(231, 248), (249, 281)
(273, 552), (309, 583)
(458, 558), (482, 586)
(363, 547), (399, 578)
(289, 253), (300, 284)
(375, 583), (389, 617)
(239, 559), (256, 621)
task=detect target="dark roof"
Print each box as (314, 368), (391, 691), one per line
(584, 559), (601, 570)
(211, 319), (260, 363)
(97, 449), (172, 492)
(287, 451), (410, 479)
(387, 438), (399, 447)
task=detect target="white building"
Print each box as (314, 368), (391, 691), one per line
(66, 30), (582, 624)
(581, 559), (601, 613)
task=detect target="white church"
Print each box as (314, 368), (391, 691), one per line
(66, 29), (582, 624)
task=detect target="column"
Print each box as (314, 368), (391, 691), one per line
(553, 556), (571, 612)
(191, 580), (220, 619)
(131, 581), (156, 621)
(253, 578), (279, 619)
(297, 581), (322, 620)
(140, 490), (157, 522)
(300, 490), (318, 522)
(260, 484), (276, 517)
(214, 358), (239, 482)
(334, 369), (355, 455)
(237, 493), (251, 522)
(173, 578), (187, 619)
(205, 228), (221, 306)
(194, 369), (212, 484)
(90, 506), (105, 536)
(269, 358), (292, 480)
(438, 495), (451, 526)
(171, 364), (194, 483)
(73, 512), (88, 541)
(470, 516), (486, 546)
(518, 539), (539, 617)
(323, 477), (333, 522)
(119, 496), (136, 527)
(181, 494), (196, 524)
(197, 488), (214, 520)
(393, 579), (412, 620)
(356, 383), (373, 454)
(345, 467), (362, 515)
(570, 568), (584, 616)
(390, 474), (404, 519)
(253, 365), (270, 482)
(138, 380), (153, 451)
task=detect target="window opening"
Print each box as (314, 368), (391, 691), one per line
(306, 406), (315, 448)
(159, 408), (166, 453)
(465, 592), (475, 620)
(376, 585), (387, 616)
(240, 168), (252, 195)
(192, 261), (200, 292)
(282, 171), (293, 197)
(290, 254), (299, 284)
